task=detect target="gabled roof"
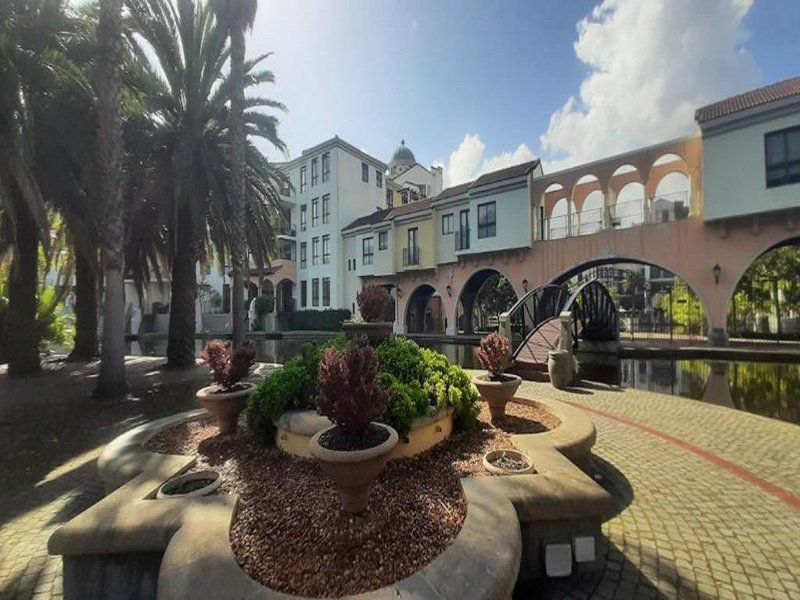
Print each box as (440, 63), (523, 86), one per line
(390, 198), (432, 218)
(471, 160), (540, 188)
(695, 76), (800, 124)
(436, 182), (470, 200)
(342, 207), (391, 232)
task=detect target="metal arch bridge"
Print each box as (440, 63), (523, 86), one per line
(507, 279), (618, 366)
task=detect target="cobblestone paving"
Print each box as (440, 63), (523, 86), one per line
(1, 362), (799, 599)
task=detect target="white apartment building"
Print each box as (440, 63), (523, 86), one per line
(279, 136), (387, 312)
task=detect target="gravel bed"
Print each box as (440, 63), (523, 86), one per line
(145, 398), (558, 597)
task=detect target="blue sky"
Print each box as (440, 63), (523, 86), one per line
(247, 0), (799, 182)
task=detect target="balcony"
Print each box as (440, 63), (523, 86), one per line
(455, 228), (470, 251)
(277, 225), (297, 240)
(402, 246), (420, 267)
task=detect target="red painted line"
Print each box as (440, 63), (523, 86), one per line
(569, 402), (800, 512)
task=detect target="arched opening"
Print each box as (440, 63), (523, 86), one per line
(542, 183), (567, 240)
(580, 190), (604, 235)
(727, 237), (800, 342)
(455, 269), (519, 334)
(552, 259), (709, 342)
(609, 164), (645, 229)
(549, 198), (570, 240)
(649, 154), (691, 222)
(405, 285), (444, 334)
(380, 284), (396, 323)
(275, 279), (295, 313)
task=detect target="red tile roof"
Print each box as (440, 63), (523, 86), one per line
(695, 76), (800, 124)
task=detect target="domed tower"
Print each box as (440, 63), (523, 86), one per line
(388, 139), (416, 177)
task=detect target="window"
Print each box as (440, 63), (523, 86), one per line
(457, 209), (470, 250)
(300, 205), (307, 231)
(765, 126), (800, 188)
(477, 201), (496, 238)
(322, 278), (330, 307)
(376, 170), (382, 188)
(322, 152), (330, 182)
(311, 198), (319, 226)
(312, 236), (319, 265)
(386, 188), (393, 208)
(378, 231), (388, 250)
(322, 234), (330, 264)
(441, 213), (454, 235)
(322, 194), (330, 224)
(312, 278), (319, 307)
(361, 162), (369, 183)
(311, 158), (319, 186)
(362, 237), (373, 265)
(300, 242), (307, 269)
(300, 166), (307, 193)
(405, 227), (419, 266)
(300, 280), (307, 307)
(401, 190), (409, 204)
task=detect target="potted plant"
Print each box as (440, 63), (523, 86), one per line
(196, 340), (257, 434)
(342, 285), (393, 344)
(309, 343), (398, 513)
(472, 332), (522, 424)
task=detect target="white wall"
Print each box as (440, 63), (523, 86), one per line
(704, 111), (800, 221)
(457, 184), (532, 256)
(341, 234), (361, 315)
(434, 202), (464, 265)
(374, 226), (395, 276)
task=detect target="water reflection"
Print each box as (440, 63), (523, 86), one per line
(126, 337), (799, 426)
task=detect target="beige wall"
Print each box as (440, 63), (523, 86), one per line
(395, 216), (435, 271)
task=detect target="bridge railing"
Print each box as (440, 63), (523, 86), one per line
(502, 284), (570, 358)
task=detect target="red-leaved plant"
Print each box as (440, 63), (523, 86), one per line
(317, 344), (388, 439)
(477, 333), (512, 380)
(201, 340), (256, 391)
(356, 285), (391, 323)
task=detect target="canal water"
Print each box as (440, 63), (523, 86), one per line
(127, 337), (799, 427)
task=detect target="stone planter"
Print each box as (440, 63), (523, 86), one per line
(341, 321), (393, 344)
(196, 382), (256, 435)
(483, 450), (535, 476)
(309, 423), (399, 513)
(547, 350), (573, 390)
(156, 470), (222, 499)
(472, 374), (522, 424)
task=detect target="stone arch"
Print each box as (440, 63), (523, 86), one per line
(404, 284), (445, 334)
(275, 278), (295, 312)
(609, 164), (645, 229)
(571, 174), (601, 213)
(549, 198), (571, 240)
(454, 267), (520, 334)
(646, 153), (690, 200)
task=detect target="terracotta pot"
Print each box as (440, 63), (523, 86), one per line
(341, 321), (393, 344)
(547, 350), (574, 390)
(157, 469), (222, 499)
(472, 373), (522, 424)
(196, 382), (256, 434)
(309, 423), (399, 513)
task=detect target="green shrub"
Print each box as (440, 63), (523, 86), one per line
(420, 347), (479, 431)
(376, 336), (425, 383)
(247, 359), (316, 444)
(378, 372), (430, 438)
(253, 293), (274, 316)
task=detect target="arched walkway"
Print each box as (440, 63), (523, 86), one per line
(405, 284), (444, 334)
(455, 268), (519, 334)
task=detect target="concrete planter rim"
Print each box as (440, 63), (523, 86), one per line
(483, 449), (536, 476)
(309, 422), (399, 463)
(472, 373), (523, 387)
(156, 469), (222, 499)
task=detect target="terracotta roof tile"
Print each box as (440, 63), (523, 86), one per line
(695, 76), (800, 124)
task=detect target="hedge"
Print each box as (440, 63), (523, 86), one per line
(281, 309), (351, 331)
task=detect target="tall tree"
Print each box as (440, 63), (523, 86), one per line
(94, 0), (128, 397)
(212, 0), (258, 349)
(126, 0), (286, 367)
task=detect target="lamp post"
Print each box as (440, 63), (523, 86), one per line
(713, 263), (721, 285)
(522, 278), (529, 293)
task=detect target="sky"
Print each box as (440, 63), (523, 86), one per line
(242, 0), (799, 185)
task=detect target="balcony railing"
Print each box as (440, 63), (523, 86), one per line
(402, 246), (420, 267)
(455, 228), (470, 251)
(278, 225), (297, 238)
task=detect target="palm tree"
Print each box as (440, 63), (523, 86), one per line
(92, 0), (128, 397)
(126, 0), (286, 368)
(0, 0), (86, 375)
(211, 0), (258, 349)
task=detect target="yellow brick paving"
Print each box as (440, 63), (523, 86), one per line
(2, 363), (799, 599)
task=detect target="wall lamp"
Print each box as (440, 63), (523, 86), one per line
(712, 264), (721, 285)
(446, 284), (452, 297)
(522, 278), (529, 292)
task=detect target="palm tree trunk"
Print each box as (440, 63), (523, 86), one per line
(4, 208), (41, 376)
(166, 215), (198, 369)
(69, 250), (99, 360)
(94, 0), (127, 398)
(229, 18), (247, 348)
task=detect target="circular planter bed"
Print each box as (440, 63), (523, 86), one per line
(483, 450), (535, 475)
(144, 400), (560, 597)
(156, 469), (222, 499)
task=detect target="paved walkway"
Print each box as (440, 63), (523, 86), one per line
(1, 359), (799, 599)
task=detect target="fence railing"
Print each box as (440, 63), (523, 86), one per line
(455, 228), (470, 251)
(402, 246), (420, 267)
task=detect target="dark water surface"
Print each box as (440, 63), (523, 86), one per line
(127, 338), (799, 426)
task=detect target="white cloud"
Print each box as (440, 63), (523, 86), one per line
(540, 0), (759, 171)
(438, 134), (537, 186)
